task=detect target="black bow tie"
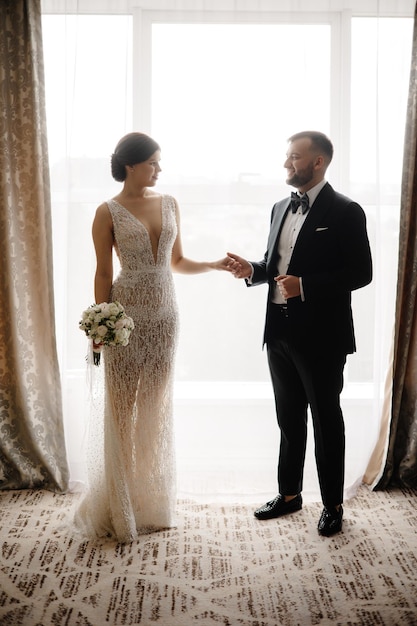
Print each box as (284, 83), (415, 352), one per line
(291, 192), (309, 214)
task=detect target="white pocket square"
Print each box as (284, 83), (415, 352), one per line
(316, 227), (329, 231)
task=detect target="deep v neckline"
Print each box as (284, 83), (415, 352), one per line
(113, 196), (164, 265)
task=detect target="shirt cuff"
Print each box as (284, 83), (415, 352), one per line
(246, 263), (255, 284)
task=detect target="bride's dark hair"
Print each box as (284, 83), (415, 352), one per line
(111, 132), (160, 182)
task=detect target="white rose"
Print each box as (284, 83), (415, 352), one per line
(124, 317), (134, 329)
(115, 328), (129, 345)
(107, 302), (120, 317)
(102, 303), (113, 317)
(96, 325), (108, 337)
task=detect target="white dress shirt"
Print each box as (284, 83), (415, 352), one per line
(248, 179), (326, 303)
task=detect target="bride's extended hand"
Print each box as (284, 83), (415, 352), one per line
(211, 256), (237, 272)
(226, 252), (252, 279)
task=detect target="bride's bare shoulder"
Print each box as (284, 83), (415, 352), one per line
(93, 202), (113, 224)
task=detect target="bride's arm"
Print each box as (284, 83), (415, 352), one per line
(170, 199), (232, 274)
(92, 203), (114, 302)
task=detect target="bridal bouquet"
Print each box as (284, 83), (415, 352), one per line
(79, 301), (135, 365)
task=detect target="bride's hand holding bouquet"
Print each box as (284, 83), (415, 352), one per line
(79, 301), (135, 365)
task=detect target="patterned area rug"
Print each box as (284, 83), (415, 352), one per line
(0, 486), (416, 625)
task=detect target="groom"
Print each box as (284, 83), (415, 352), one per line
(227, 131), (372, 536)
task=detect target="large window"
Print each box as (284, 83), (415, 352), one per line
(41, 1), (413, 498)
(152, 22), (331, 382)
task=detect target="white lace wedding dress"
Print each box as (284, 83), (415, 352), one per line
(75, 194), (179, 543)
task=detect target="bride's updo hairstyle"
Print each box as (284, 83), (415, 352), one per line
(111, 132), (160, 182)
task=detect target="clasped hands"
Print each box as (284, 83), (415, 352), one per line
(223, 252), (301, 299)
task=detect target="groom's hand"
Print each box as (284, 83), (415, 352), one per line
(275, 274), (301, 299)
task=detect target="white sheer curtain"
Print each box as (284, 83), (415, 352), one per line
(41, 0), (414, 502)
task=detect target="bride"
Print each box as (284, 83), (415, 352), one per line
(75, 131), (231, 542)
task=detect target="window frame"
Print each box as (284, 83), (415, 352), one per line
(134, 9), (347, 191)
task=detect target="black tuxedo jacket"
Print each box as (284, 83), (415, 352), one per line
(250, 183), (373, 354)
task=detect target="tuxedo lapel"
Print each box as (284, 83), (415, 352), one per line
(290, 183), (333, 258)
(267, 199), (291, 269)
(266, 183), (335, 274)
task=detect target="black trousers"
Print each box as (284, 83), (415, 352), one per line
(266, 307), (346, 508)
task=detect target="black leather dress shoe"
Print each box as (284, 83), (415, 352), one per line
(318, 506), (343, 536)
(254, 494), (302, 520)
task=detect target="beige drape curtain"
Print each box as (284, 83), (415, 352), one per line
(365, 0), (417, 490)
(0, 0), (69, 491)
